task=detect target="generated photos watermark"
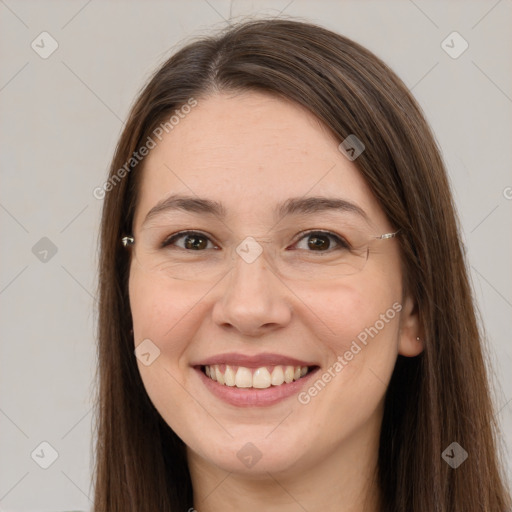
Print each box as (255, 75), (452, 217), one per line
(93, 97), (198, 199)
(298, 301), (402, 405)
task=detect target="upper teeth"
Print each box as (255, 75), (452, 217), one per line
(205, 364), (309, 388)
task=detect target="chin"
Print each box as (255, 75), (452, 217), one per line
(185, 427), (314, 476)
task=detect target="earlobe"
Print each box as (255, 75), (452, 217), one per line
(398, 294), (424, 357)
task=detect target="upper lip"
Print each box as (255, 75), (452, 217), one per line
(192, 352), (316, 368)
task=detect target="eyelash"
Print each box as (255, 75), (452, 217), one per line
(161, 229), (350, 252)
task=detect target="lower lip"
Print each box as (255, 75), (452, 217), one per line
(195, 366), (319, 407)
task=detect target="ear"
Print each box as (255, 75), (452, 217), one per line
(398, 293), (423, 357)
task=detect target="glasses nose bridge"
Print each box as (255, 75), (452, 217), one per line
(230, 235), (278, 274)
(228, 236), (288, 284)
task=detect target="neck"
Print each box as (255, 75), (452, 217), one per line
(187, 410), (382, 512)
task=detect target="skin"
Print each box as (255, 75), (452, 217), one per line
(128, 91), (423, 512)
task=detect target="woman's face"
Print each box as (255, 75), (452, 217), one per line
(129, 91), (420, 477)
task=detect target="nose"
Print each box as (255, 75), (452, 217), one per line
(211, 244), (292, 337)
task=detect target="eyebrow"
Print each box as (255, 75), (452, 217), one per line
(142, 193), (368, 227)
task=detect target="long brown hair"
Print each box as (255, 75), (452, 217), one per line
(94, 18), (511, 511)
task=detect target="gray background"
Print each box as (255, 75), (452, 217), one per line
(0, 1), (511, 510)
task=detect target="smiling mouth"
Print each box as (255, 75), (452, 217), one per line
(201, 364), (317, 389)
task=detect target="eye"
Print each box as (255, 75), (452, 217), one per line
(162, 231), (218, 251)
(291, 230), (349, 252)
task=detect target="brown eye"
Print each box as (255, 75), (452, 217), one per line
(293, 231), (348, 252)
(162, 231), (216, 250)
(307, 233), (331, 251)
(184, 234), (208, 250)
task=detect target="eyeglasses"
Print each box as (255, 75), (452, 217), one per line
(121, 227), (399, 282)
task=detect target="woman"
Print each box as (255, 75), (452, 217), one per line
(93, 18), (511, 511)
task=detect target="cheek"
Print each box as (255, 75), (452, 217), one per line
(129, 268), (203, 348)
(318, 273), (401, 335)
(295, 286), (401, 445)
(128, 269), (207, 432)
(313, 277), (402, 384)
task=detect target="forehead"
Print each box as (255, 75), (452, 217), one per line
(133, 91), (386, 229)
